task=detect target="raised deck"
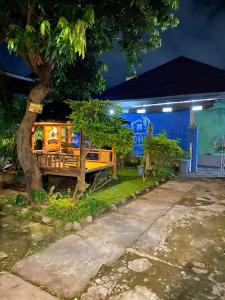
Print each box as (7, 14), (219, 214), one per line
(34, 148), (115, 177)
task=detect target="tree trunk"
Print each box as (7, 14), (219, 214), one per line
(17, 63), (52, 203)
(77, 130), (86, 192)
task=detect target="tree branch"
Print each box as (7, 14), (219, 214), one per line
(26, 4), (34, 25)
(26, 52), (40, 76)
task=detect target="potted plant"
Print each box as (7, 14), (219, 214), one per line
(137, 157), (145, 176)
(179, 151), (191, 173)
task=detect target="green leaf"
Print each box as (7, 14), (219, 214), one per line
(26, 25), (36, 33)
(84, 6), (95, 26)
(40, 20), (50, 37)
(57, 16), (69, 28)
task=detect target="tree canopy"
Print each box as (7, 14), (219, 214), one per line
(1, 1), (94, 74)
(69, 100), (134, 155)
(0, 0), (179, 77)
(51, 53), (107, 101)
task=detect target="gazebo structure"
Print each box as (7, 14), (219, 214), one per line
(31, 121), (116, 178)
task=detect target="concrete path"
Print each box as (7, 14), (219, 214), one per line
(12, 179), (196, 299)
(0, 272), (58, 300)
(80, 178), (225, 300)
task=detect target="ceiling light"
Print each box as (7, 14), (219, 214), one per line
(163, 107), (172, 112)
(192, 105), (202, 111)
(132, 98), (216, 108)
(109, 109), (114, 115)
(137, 109), (146, 114)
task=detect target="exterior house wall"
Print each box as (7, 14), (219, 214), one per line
(194, 101), (225, 155)
(122, 111), (190, 156)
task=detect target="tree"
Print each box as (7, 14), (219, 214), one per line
(0, 0), (179, 203)
(69, 99), (134, 194)
(51, 53), (107, 101)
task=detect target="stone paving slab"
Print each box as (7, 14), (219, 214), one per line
(14, 213), (150, 298)
(143, 188), (185, 204)
(133, 205), (192, 251)
(0, 272), (58, 300)
(160, 180), (197, 193)
(118, 200), (171, 222)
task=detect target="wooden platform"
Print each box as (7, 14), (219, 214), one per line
(34, 149), (115, 178)
(40, 161), (113, 177)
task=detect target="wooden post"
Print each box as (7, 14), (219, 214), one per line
(148, 124), (153, 141)
(112, 147), (117, 178)
(42, 125), (46, 150)
(145, 124), (153, 177)
(67, 126), (72, 144)
(77, 131), (86, 192)
(31, 127), (35, 151)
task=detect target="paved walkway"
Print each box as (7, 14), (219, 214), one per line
(0, 272), (57, 300)
(1, 178), (225, 299)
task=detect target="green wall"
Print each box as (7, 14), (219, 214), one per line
(194, 101), (225, 155)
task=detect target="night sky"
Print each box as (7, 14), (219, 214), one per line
(1, 0), (225, 88)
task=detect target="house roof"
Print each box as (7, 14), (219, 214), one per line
(0, 70), (35, 95)
(101, 56), (225, 101)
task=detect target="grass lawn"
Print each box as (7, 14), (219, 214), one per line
(94, 167), (171, 204)
(44, 167), (173, 222)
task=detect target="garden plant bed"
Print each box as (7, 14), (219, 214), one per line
(40, 167), (173, 222)
(0, 167), (173, 272)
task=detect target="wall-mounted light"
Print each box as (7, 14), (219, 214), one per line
(137, 109), (146, 114)
(163, 107), (172, 112)
(192, 105), (202, 111)
(109, 109), (114, 115)
(132, 98), (216, 109)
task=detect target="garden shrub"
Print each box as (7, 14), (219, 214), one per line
(0, 197), (8, 209)
(10, 194), (29, 207)
(44, 194), (105, 221)
(79, 194), (105, 215)
(32, 188), (47, 203)
(45, 197), (76, 218)
(118, 153), (142, 167)
(143, 133), (183, 174)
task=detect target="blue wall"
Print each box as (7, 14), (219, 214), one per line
(122, 111), (190, 156)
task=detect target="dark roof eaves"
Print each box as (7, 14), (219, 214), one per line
(110, 91), (225, 103)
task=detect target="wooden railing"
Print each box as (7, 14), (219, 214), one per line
(63, 148), (113, 163)
(35, 152), (80, 169)
(34, 148), (113, 170)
